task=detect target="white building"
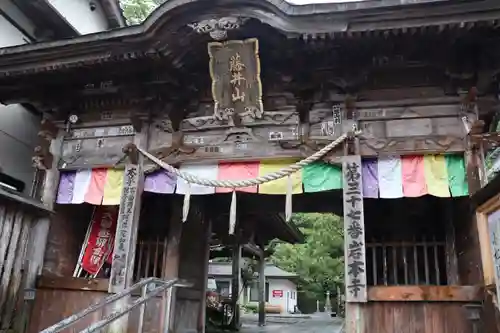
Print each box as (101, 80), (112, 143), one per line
(0, 0), (123, 195)
(208, 261), (298, 314)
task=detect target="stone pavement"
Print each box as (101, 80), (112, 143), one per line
(241, 313), (344, 333)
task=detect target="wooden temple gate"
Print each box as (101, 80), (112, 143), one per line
(0, 0), (499, 332)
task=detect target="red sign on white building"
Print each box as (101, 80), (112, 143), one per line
(272, 290), (283, 298)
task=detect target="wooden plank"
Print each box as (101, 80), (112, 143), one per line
(1, 214), (31, 329)
(445, 201), (460, 285)
(0, 205), (16, 279)
(60, 134), (134, 170)
(367, 286), (482, 302)
(359, 135), (465, 156)
(486, 208), (500, 306)
(343, 155), (367, 302)
(477, 211), (495, 285)
(0, 209), (24, 315)
(37, 276), (109, 292)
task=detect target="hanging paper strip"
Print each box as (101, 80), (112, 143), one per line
(144, 170), (177, 194)
(302, 162), (342, 193)
(72, 169), (92, 204)
(216, 162), (259, 193)
(377, 156), (403, 199)
(102, 169), (125, 205)
(85, 169), (107, 205)
(401, 155), (428, 197)
(445, 155), (469, 197)
(56, 171), (76, 204)
(361, 159), (379, 198)
(56, 169), (125, 205)
(176, 164), (218, 195)
(81, 206), (118, 275)
(258, 159), (303, 195)
(423, 155), (450, 197)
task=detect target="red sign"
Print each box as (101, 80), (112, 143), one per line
(81, 206), (118, 275)
(272, 290), (283, 298)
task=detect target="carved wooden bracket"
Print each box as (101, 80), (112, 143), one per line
(32, 145), (53, 170)
(122, 143), (139, 165)
(38, 119), (58, 141)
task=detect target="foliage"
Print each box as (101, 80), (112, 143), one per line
(269, 213), (344, 302)
(119, 0), (163, 25)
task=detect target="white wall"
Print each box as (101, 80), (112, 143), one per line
(0, 15), (40, 194)
(0, 15), (30, 47)
(46, 0), (109, 35)
(267, 279), (297, 314)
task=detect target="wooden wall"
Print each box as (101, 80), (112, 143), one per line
(0, 196), (50, 331)
(350, 302), (475, 333)
(28, 278), (166, 333)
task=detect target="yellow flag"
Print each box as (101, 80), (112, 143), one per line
(423, 155), (450, 197)
(258, 159), (303, 194)
(102, 169), (125, 205)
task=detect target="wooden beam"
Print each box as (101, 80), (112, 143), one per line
(367, 286), (482, 302)
(37, 276), (109, 292)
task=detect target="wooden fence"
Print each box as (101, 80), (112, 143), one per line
(0, 191), (51, 331)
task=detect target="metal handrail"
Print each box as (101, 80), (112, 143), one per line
(40, 277), (192, 333)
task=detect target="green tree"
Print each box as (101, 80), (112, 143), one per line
(120, 0), (163, 25)
(270, 213), (344, 303)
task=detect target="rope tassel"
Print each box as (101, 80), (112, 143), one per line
(229, 190), (237, 234)
(285, 175), (293, 222)
(182, 183), (191, 222)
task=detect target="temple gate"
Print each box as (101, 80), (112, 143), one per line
(0, 0), (499, 332)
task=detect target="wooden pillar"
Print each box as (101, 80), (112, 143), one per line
(19, 128), (64, 333)
(445, 201), (460, 285)
(108, 128), (148, 333)
(198, 218), (211, 333)
(158, 199), (183, 333)
(230, 237), (242, 330)
(258, 252), (266, 327)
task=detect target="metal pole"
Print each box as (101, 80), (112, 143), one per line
(78, 281), (178, 333)
(137, 282), (150, 333)
(163, 286), (175, 333)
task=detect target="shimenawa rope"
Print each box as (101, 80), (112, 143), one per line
(136, 130), (362, 229)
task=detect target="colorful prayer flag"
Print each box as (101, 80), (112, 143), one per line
(423, 155), (450, 197)
(216, 162), (259, 193)
(362, 159), (379, 198)
(302, 162), (342, 193)
(401, 155), (427, 197)
(258, 159), (303, 195)
(176, 164), (218, 195)
(445, 154), (469, 197)
(377, 156), (403, 198)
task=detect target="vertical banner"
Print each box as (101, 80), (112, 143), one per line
(109, 164), (141, 293)
(80, 206), (118, 275)
(488, 210), (500, 306)
(343, 155), (367, 302)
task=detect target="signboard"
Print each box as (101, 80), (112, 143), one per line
(342, 155), (367, 302)
(109, 164), (141, 293)
(208, 38), (264, 122)
(488, 210), (500, 306)
(81, 206), (118, 275)
(272, 290), (283, 298)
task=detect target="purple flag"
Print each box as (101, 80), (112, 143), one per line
(56, 171), (76, 204)
(362, 159), (379, 198)
(144, 170), (177, 194)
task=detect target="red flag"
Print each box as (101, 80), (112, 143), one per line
(81, 206), (118, 275)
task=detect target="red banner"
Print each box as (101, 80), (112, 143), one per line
(81, 206), (118, 275)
